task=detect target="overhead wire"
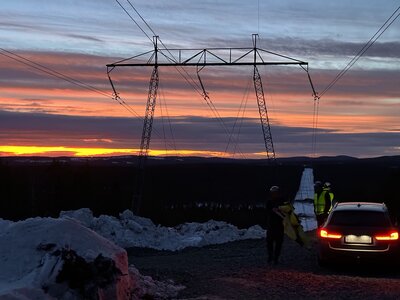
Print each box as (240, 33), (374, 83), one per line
(115, 0), (153, 44)
(314, 5), (399, 157)
(0, 48), (137, 117)
(122, 0), (203, 94)
(233, 79), (251, 158)
(0, 48), (110, 98)
(127, 0), (251, 159)
(0, 47), (177, 151)
(158, 82), (168, 156)
(160, 85), (177, 152)
(224, 76), (252, 156)
(311, 95), (320, 158)
(117, 0), (248, 158)
(300, 64), (320, 158)
(320, 5), (400, 97)
(196, 64), (247, 159)
(158, 78), (177, 153)
(257, 0), (260, 35)
(0, 47), (145, 120)
(126, 0), (157, 37)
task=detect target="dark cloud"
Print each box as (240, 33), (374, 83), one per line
(65, 34), (104, 43)
(199, 35), (400, 60)
(311, 131), (400, 158)
(266, 38), (400, 59)
(0, 21), (32, 30)
(0, 110), (398, 158)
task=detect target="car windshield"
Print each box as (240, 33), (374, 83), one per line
(328, 210), (390, 227)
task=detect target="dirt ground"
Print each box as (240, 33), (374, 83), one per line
(128, 233), (400, 299)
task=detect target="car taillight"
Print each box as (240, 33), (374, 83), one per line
(375, 231), (399, 241)
(319, 229), (342, 239)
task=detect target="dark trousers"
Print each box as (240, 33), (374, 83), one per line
(316, 213), (328, 227)
(267, 228), (284, 262)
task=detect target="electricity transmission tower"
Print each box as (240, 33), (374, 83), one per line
(107, 34), (309, 214)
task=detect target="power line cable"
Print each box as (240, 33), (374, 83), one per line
(158, 83), (168, 155)
(311, 96), (320, 157)
(0, 47), (141, 119)
(120, 0), (236, 125)
(157, 79), (178, 153)
(115, 0), (153, 44)
(196, 69), (247, 159)
(0, 48), (110, 98)
(320, 6), (400, 97)
(159, 80), (177, 151)
(0, 48), (177, 151)
(257, 0), (260, 35)
(233, 81), (251, 158)
(116, 0), (208, 103)
(0, 48), (141, 117)
(118, 1), (248, 158)
(126, 0), (157, 37)
(224, 77), (252, 156)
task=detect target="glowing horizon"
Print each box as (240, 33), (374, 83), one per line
(0, 145), (236, 158)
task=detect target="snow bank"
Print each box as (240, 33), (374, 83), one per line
(61, 208), (266, 251)
(0, 217), (182, 299)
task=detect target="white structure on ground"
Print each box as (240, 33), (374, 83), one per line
(293, 168), (318, 231)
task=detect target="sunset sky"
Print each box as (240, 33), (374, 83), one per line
(0, 0), (399, 158)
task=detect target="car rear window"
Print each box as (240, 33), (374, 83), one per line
(328, 210), (390, 227)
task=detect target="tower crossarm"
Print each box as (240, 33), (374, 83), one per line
(107, 47), (307, 68)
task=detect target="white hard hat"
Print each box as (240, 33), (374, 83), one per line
(323, 182), (331, 188)
(270, 185), (280, 192)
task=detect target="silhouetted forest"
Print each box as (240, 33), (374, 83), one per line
(0, 156), (399, 228)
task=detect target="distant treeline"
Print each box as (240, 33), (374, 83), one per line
(0, 157), (399, 228)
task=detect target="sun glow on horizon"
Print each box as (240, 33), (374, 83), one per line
(0, 145), (233, 158)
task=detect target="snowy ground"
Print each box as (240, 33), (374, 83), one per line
(0, 210), (265, 299)
(0, 167), (316, 299)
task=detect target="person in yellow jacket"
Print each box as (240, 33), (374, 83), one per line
(314, 182), (334, 227)
(278, 201), (311, 249)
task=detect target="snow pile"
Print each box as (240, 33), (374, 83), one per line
(60, 208), (266, 251)
(0, 217), (182, 299)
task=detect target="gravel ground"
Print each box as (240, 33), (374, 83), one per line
(127, 233), (400, 299)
